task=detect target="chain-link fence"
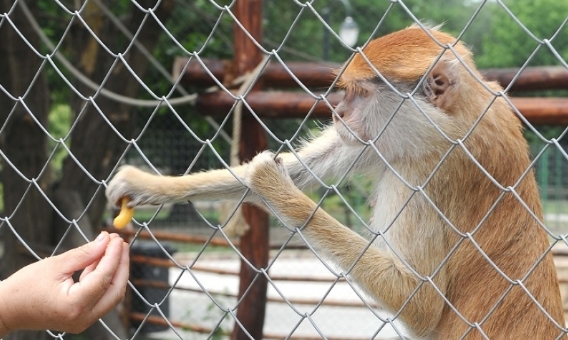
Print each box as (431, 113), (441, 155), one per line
(1, 0), (568, 339)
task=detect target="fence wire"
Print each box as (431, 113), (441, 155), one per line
(1, 0), (568, 339)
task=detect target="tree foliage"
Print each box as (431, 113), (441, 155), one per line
(475, 0), (568, 69)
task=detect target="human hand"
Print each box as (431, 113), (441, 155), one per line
(0, 232), (129, 336)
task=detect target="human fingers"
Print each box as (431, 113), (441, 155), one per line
(68, 237), (124, 309)
(90, 241), (130, 317)
(54, 232), (110, 277)
(79, 234), (124, 280)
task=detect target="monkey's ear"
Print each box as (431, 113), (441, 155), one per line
(423, 59), (459, 114)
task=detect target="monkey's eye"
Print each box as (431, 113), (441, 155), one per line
(371, 77), (385, 86)
(358, 88), (371, 98)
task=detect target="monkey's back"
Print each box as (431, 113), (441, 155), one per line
(431, 109), (565, 338)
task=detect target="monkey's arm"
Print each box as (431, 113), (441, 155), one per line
(245, 152), (445, 337)
(105, 164), (253, 208)
(105, 126), (374, 208)
(277, 127), (376, 189)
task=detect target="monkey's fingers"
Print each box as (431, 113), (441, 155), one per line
(113, 197), (134, 229)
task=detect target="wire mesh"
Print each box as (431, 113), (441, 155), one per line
(1, 0), (568, 339)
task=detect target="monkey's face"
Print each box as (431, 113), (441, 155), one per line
(333, 77), (457, 161)
(332, 83), (376, 144)
(332, 26), (476, 159)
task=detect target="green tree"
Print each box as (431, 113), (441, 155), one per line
(263, 0), (495, 63)
(475, 0), (568, 68)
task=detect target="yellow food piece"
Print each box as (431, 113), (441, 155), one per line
(113, 198), (134, 229)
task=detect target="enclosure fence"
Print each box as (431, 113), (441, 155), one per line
(1, 0), (568, 340)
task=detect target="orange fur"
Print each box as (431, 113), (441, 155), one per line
(337, 27), (474, 88)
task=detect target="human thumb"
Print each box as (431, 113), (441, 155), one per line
(54, 232), (110, 274)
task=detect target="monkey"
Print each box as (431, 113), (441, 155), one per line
(105, 26), (566, 339)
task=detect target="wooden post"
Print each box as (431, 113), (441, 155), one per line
(231, 1), (269, 340)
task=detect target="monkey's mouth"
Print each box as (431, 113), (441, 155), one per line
(331, 112), (341, 124)
(333, 122), (360, 145)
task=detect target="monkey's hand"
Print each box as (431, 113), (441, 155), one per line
(246, 152), (314, 227)
(246, 152), (295, 194)
(247, 151), (323, 231)
(105, 165), (164, 208)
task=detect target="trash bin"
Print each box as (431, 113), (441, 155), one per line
(130, 242), (177, 333)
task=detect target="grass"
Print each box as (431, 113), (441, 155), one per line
(542, 200), (568, 236)
(543, 200), (568, 215)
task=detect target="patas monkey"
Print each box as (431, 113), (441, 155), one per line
(106, 26), (565, 339)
